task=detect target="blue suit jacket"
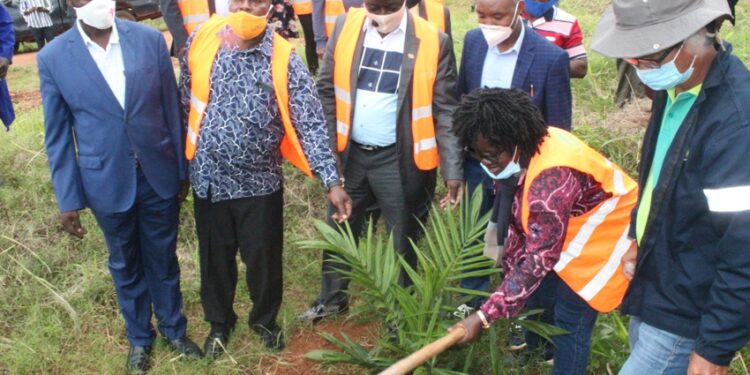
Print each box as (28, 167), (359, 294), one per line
(0, 4), (14, 129)
(38, 20), (185, 213)
(457, 25), (572, 130)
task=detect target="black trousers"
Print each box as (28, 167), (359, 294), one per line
(31, 26), (54, 49)
(317, 145), (418, 308)
(194, 189), (284, 331)
(297, 13), (318, 75)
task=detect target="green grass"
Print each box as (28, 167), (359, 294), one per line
(1, 0), (749, 374)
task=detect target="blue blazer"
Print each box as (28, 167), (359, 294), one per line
(0, 4), (14, 129)
(38, 20), (185, 213)
(457, 25), (572, 130)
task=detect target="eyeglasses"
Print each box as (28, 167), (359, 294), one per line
(625, 43), (681, 70)
(465, 146), (503, 165)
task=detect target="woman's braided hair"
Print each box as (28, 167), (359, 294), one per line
(452, 88), (548, 160)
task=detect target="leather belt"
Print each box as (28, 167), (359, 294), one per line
(352, 141), (395, 152)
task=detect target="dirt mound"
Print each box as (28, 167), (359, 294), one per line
(261, 320), (380, 374)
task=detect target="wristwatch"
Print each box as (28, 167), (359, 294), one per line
(326, 178), (345, 192)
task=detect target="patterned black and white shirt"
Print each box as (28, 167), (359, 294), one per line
(19, 0), (53, 29)
(179, 27), (339, 202)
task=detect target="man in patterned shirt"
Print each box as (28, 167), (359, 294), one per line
(520, 0), (587, 78)
(450, 88), (637, 375)
(19, 0), (55, 49)
(179, 0), (351, 358)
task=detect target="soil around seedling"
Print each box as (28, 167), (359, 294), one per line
(261, 319), (380, 374)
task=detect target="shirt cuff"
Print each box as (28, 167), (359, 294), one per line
(694, 337), (736, 367)
(318, 163), (340, 189)
(479, 294), (504, 325)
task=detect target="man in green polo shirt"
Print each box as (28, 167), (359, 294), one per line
(591, 0), (750, 374)
(634, 82), (702, 242)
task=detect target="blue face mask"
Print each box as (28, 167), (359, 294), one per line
(635, 45), (696, 91)
(523, 0), (558, 18)
(480, 147), (521, 180)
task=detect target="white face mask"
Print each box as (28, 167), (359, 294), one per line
(366, 4), (405, 35)
(75, 0), (116, 30)
(478, 0), (519, 48)
(480, 147), (521, 180)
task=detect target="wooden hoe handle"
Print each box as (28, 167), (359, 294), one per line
(378, 326), (467, 375)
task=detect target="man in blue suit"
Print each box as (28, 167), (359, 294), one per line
(0, 4), (14, 130)
(456, 0), (571, 292)
(38, 0), (202, 371)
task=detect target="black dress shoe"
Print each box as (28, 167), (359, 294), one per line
(126, 345), (152, 374)
(252, 324), (285, 351)
(203, 330), (229, 361)
(296, 302), (348, 324)
(168, 336), (203, 359)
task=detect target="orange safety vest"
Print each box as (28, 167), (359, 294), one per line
(185, 16), (313, 177)
(521, 127), (638, 312)
(333, 9), (440, 170)
(324, 0), (345, 37)
(410, 0), (445, 33)
(292, 0), (312, 16)
(178, 0), (211, 35)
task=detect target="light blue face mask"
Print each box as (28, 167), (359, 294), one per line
(635, 45), (696, 91)
(480, 147), (520, 180)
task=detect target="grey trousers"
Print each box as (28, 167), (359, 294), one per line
(317, 144), (417, 308)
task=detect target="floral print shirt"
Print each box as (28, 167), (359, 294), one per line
(179, 27), (338, 202)
(480, 166), (611, 323)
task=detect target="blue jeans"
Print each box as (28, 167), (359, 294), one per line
(618, 317), (695, 375)
(526, 273), (599, 375)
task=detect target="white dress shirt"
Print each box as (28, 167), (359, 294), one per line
(77, 20), (126, 109)
(214, 0), (229, 16)
(480, 25), (525, 89)
(350, 12), (408, 147)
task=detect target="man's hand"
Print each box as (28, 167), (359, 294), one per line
(177, 179), (190, 203)
(329, 185), (352, 224)
(60, 211), (87, 238)
(687, 352), (729, 375)
(449, 312), (483, 345)
(0, 57), (9, 80)
(621, 241), (637, 280)
(440, 179), (463, 209)
(316, 47), (325, 59)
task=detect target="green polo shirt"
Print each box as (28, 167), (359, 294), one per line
(636, 84), (703, 244)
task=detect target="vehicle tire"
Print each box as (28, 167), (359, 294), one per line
(115, 10), (136, 21)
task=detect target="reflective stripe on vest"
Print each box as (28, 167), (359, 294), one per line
(292, 0), (312, 16)
(178, 0), (210, 35)
(333, 9), (440, 170)
(185, 15), (313, 177)
(410, 0), (445, 33)
(324, 0), (345, 37)
(520, 127), (639, 312)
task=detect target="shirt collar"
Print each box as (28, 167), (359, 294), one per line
(667, 83), (703, 101)
(490, 24), (524, 56)
(77, 19), (120, 48)
(362, 9), (408, 36)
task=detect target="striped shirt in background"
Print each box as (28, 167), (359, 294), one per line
(524, 6), (586, 61)
(19, 0), (53, 29)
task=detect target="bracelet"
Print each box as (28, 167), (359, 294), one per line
(476, 310), (491, 329)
